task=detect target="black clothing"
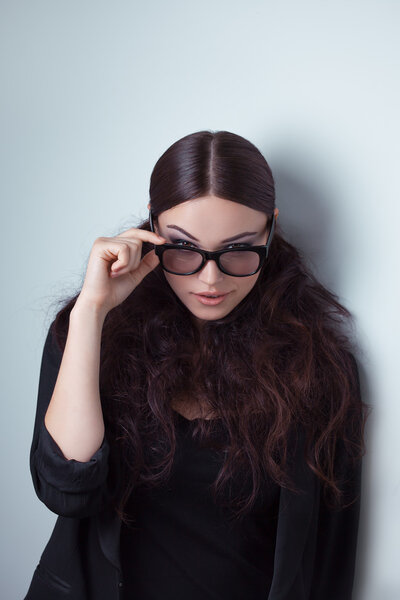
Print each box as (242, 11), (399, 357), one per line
(24, 321), (363, 600)
(120, 411), (280, 599)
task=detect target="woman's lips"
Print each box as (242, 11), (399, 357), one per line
(193, 292), (230, 305)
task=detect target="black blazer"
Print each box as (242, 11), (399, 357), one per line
(24, 324), (363, 600)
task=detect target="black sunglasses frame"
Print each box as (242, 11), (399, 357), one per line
(149, 208), (276, 277)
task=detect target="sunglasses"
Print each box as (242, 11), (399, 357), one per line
(149, 208), (276, 277)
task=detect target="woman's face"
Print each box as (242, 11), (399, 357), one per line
(149, 196), (277, 326)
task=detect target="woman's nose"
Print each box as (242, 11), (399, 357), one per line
(197, 258), (224, 285)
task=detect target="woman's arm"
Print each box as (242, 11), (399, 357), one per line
(29, 303), (113, 518)
(44, 301), (107, 461)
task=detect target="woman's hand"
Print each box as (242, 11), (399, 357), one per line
(76, 227), (166, 316)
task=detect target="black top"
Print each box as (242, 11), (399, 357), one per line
(120, 410), (281, 600)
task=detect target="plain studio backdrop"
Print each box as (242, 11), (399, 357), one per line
(1, 1), (398, 598)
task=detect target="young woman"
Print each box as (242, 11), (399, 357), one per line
(25, 130), (370, 600)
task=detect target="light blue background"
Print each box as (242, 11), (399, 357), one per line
(1, 1), (398, 598)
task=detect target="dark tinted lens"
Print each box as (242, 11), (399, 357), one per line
(162, 248), (260, 275)
(162, 248), (203, 273)
(220, 250), (260, 275)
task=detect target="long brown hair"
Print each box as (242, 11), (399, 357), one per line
(48, 130), (370, 524)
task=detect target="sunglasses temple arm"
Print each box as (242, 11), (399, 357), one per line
(149, 209), (155, 233)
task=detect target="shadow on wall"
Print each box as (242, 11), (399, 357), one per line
(272, 165), (337, 285)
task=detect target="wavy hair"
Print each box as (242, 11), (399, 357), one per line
(48, 130), (371, 525)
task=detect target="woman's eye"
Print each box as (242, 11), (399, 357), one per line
(171, 239), (195, 247)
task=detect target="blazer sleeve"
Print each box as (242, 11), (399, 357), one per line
(309, 356), (364, 599)
(309, 443), (362, 599)
(29, 320), (113, 518)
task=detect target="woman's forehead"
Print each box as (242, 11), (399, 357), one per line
(156, 197), (268, 238)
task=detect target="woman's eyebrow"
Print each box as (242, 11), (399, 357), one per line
(165, 224), (258, 243)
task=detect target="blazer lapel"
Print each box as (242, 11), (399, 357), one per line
(96, 505), (122, 573)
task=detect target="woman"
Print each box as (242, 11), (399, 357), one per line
(25, 130), (370, 600)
